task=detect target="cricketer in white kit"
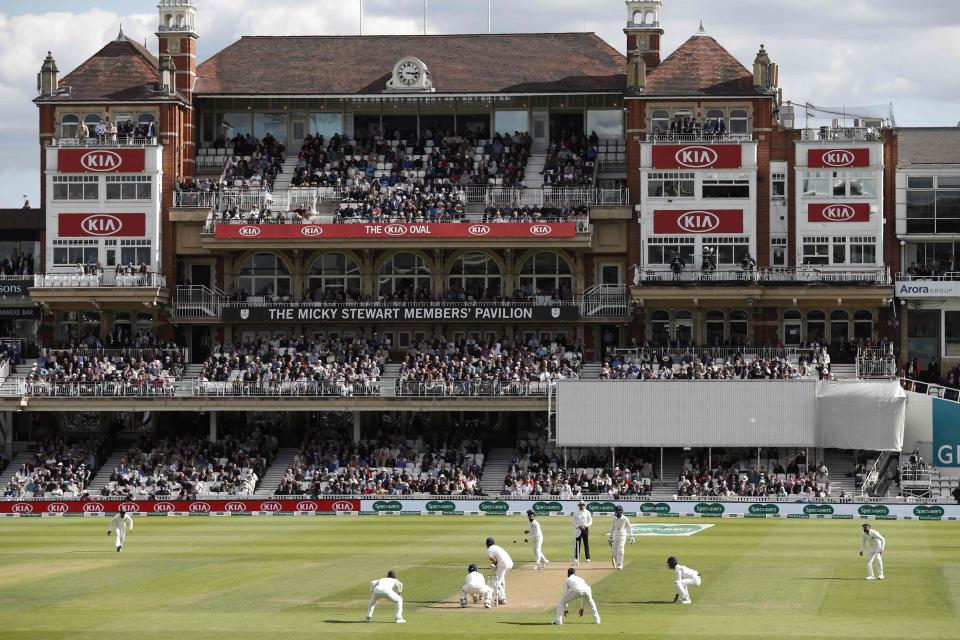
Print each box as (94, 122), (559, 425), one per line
(485, 537), (513, 604)
(571, 501), (593, 564)
(667, 556), (700, 604)
(553, 568), (600, 625)
(524, 510), (549, 569)
(860, 523), (886, 580)
(366, 570), (405, 623)
(460, 563), (493, 608)
(608, 505), (635, 570)
(107, 508), (134, 552)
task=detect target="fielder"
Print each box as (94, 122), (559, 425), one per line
(607, 505), (635, 570)
(459, 563), (493, 608)
(571, 500), (593, 564)
(667, 556), (701, 604)
(859, 523), (886, 580)
(524, 510), (549, 569)
(107, 507), (134, 552)
(553, 568), (601, 625)
(366, 570), (405, 623)
(485, 537), (513, 605)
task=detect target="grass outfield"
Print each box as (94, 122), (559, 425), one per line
(0, 516), (957, 639)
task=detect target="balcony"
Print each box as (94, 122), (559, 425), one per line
(33, 272), (167, 288)
(645, 133), (753, 144)
(634, 266), (891, 286)
(800, 127), (882, 142)
(47, 137), (158, 148)
(29, 271), (169, 307)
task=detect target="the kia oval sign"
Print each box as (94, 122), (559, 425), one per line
(58, 213), (146, 238)
(808, 148), (869, 168)
(81, 215), (123, 236)
(83, 502), (105, 513)
(224, 502), (247, 512)
(259, 501), (283, 512)
(213, 222), (578, 240)
(58, 148), (146, 173)
(651, 144), (741, 169)
(296, 501), (318, 512)
(807, 203), (870, 223)
(653, 210), (744, 234)
(46, 502), (70, 513)
(467, 225), (491, 236)
(118, 502), (140, 513)
(153, 502), (175, 513)
(81, 150), (123, 172)
(300, 226), (323, 237)
(529, 225), (553, 236)
(11, 503), (34, 513)
(332, 501), (356, 512)
(188, 502), (211, 513)
(238, 226), (262, 237)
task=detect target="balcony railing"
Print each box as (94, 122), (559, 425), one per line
(634, 266), (891, 286)
(608, 346), (821, 364)
(22, 381), (176, 397)
(33, 272), (167, 288)
(193, 380), (379, 397)
(645, 133), (753, 143)
(394, 379), (555, 397)
(800, 127), (882, 142)
(895, 272), (960, 282)
(48, 137), (158, 148)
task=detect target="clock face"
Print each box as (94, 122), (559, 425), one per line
(397, 61), (421, 85)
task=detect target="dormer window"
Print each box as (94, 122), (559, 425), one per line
(61, 114), (79, 139)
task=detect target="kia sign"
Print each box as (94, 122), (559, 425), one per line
(153, 502), (176, 513)
(807, 148), (870, 168)
(213, 222), (578, 240)
(58, 213), (146, 238)
(222, 304), (580, 323)
(58, 148), (146, 173)
(807, 203), (870, 223)
(651, 144), (742, 170)
(0, 499), (361, 515)
(653, 210), (744, 234)
(46, 502), (70, 514)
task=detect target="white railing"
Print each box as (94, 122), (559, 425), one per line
(581, 284), (629, 317)
(206, 212), (593, 233)
(646, 133), (753, 143)
(174, 191), (218, 208)
(48, 137), (158, 147)
(856, 347), (896, 379)
(394, 379), (554, 397)
(193, 379), (380, 397)
(464, 187), (628, 208)
(34, 272), (167, 288)
(21, 381), (177, 397)
(41, 346), (188, 363)
(0, 359), (9, 381)
(175, 285), (225, 318)
(608, 346), (820, 364)
(801, 127), (883, 142)
(895, 272), (960, 282)
(635, 266), (891, 286)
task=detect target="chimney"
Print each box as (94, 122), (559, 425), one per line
(37, 51), (59, 97)
(753, 44), (778, 91)
(624, 1), (663, 70)
(159, 55), (177, 95)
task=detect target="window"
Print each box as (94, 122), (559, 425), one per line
(646, 237), (694, 265)
(807, 310), (826, 343)
(849, 236), (877, 264)
(906, 241), (960, 272)
(308, 252), (361, 299)
(730, 310), (749, 343)
(586, 109), (624, 140)
(674, 310), (693, 344)
(704, 310), (725, 344)
(120, 239), (151, 267)
(651, 310), (670, 345)
(802, 236), (830, 266)
(52, 239), (99, 266)
(61, 114), (79, 139)
(771, 237), (787, 267)
(784, 310), (802, 345)
(771, 172), (786, 200)
(650, 110), (669, 135)
(854, 310), (873, 342)
(832, 236), (846, 264)
(106, 176), (152, 200)
(804, 170), (877, 198)
(519, 251), (573, 299)
(253, 113), (288, 145)
(705, 109), (725, 131)
(702, 178), (750, 199)
(494, 110), (528, 135)
(701, 236), (750, 265)
(802, 171), (831, 197)
(52, 175), (98, 201)
(379, 252), (431, 299)
(729, 109), (748, 134)
(830, 310), (850, 345)
(138, 114), (156, 127)
(647, 172), (694, 198)
(449, 252), (501, 299)
(237, 253), (291, 297)
(83, 114), (102, 130)
(946, 311), (960, 357)
(309, 113), (342, 140)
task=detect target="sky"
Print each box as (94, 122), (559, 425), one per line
(1, 0), (959, 207)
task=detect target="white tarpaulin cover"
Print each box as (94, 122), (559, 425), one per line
(815, 381), (905, 451)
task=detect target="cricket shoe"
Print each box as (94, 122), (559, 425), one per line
(396, 618), (406, 624)
(678, 599), (692, 605)
(116, 547), (121, 553)
(866, 576), (877, 580)
(497, 599), (506, 605)
(543, 559), (550, 567)
(484, 603), (492, 609)
(365, 616), (371, 622)
(594, 619), (602, 625)
(586, 559), (591, 564)
(878, 575), (885, 580)
(552, 621), (563, 625)
(460, 598), (467, 608)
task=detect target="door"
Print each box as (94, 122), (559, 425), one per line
(190, 264), (212, 288)
(600, 264), (623, 288)
(290, 114), (307, 150)
(531, 111), (549, 153)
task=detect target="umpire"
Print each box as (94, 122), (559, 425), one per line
(572, 500), (593, 564)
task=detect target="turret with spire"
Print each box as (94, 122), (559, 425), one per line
(37, 51), (59, 97)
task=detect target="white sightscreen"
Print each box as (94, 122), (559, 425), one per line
(815, 381), (905, 451)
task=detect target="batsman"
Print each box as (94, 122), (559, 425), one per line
(607, 505), (635, 570)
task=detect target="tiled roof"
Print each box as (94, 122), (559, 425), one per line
(43, 35), (165, 102)
(195, 33), (626, 95)
(644, 35), (759, 97)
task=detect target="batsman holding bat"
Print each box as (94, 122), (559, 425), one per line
(607, 505), (635, 570)
(553, 568), (601, 625)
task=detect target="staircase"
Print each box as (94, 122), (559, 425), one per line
(0, 451), (34, 488)
(581, 284), (629, 317)
(479, 447), (514, 495)
(87, 449), (130, 494)
(380, 363), (401, 398)
(650, 449), (684, 499)
(175, 364), (206, 394)
(822, 449), (858, 497)
(0, 359), (37, 396)
(254, 447), (299, 497)
(270, 157), (300, 192)
(830, 363), (857, 380)
(522, 154), (547, 191)
(579, 363), (603, 379)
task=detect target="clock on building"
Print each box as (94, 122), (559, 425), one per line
(386, 57), (434, 92)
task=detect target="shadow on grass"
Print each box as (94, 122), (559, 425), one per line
(801, 577), (868, 581)
(499, 622), (557, 626)
(323, 620), (372, 624)
(609, 600), (675, 605)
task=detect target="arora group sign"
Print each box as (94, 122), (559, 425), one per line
(58, 148), (146, 173)
(651, 144), (742, 169)
(653, 210), (744, 234)
(213, 222), (578, 240)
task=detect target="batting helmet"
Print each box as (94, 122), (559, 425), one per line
(666, 556), (679, 569)
(468, 563), (478, 573)
(485, 537), (495, 547)
(567, 567), (576, 577)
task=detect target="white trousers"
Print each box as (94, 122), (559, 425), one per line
(494, 564), (511, 601)
(554, 587), (600, 624)
(611, 535), (627, 569)
(460, 583), (493, 606)
(675, 575), (701, 602)
(532, 537), (548, 566)
(866, 551), (884, 578)
(367, 589), (403, 620)
(114, 528), (126, 549)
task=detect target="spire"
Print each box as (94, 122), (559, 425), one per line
(117, 22), (125, 41)
(696, 20), (706, 36)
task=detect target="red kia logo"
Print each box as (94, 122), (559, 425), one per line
(529, 225), (552, 236)
(296, 501), (318, 512)
(188, 502), (211, 513)
(259, 501), (283, 512)
(300, 226), (323, 237)
(11, 503), (34, 513)
(677, 211), (720, 233)
(80, 150), (122, 172)
(83, 502), (105, 513)
(332, 501), (356, 512)
(383, 224), (407, 236)
(153, 502), (175, 513)
(46, 502), (69, 513)
(468, 225), (491, 236)
(674, 146), (719, 168)
(238, 226), (261, 237)
(118, 502), (140, 513)
(820, 150), (856, 167)
(80, 214), (123, 237)
(224, 502), (247, 512)
(821, 205), (856, 222)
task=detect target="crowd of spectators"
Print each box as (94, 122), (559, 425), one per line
(336, 179), (465, 223)
(2, 438), (102, 498)
(100, 431), (277, 499)
(480, 204), (589, 223)
(74, 117), (156, 143)
(216, 132), (285, 190)
(905, 257), (957, 277)
(504, 445), (656, 497)
(396, 335), (582, 392)
(24, 346), (184, 394)
(677, 452), (835, 499)
(542, 131), (598, 187)
(197, 335), (386, 396)
(275, 430), (484, 496)
(651, 115), (728, 138)
(598, 352), (829, 380)
(1, 253), (33, 276)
